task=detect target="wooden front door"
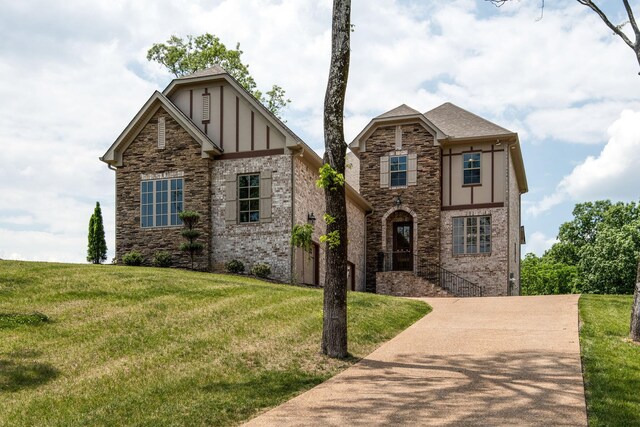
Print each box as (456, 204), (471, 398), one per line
(392, 222), (413, 271)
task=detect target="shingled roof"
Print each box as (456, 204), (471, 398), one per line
(177, 64), (226, 79)
(424, 102), (513, 139)
(376, 104), (422, 119)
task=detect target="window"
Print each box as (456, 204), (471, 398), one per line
(390, 155), (407, 187)
(238, 174), (260, 223)
(140, 178), (183, 228)
(453, 216), (491, 254)
(463, 152), (481, 185)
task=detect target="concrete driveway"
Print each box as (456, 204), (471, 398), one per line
(244, 295), (587, 426)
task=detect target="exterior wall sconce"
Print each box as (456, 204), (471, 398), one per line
(395, 196), (402, 207)
(307, 212), (316, 224)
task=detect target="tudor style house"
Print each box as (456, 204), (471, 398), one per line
(101, 65), (370, 290)
(349, 103), (527, 296)
(101, 65), (526, 297)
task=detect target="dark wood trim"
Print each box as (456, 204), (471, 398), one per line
(235, 96), (239, 152)
(471, 185), (474, 204)
(214, 148), (284, 160)
(448, 149), (452, 206)
(219, 85), (224, 149)
(462, 183), (482, 188)
(441, 202), (504, 211)
(251, 111), (255, 151)
(491, 145), (495, 203)
(204, 123), (207, 134)
(442, 148), (504, 157)
(266, 126), (270, 149)
(189, 90), (193, 119)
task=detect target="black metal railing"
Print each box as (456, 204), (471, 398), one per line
(376, 251), (484, 297)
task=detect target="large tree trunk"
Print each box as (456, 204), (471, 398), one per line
(631, 261), (640, 341)
(321, 0), (351, 359)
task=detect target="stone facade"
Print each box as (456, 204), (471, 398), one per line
(376, 272), (452, 297)
(116, 108), (211, 270)
(359, 124), (441, 292)
(292, 156), (367, 290)
(440, 207), (509, 296)
(211, 154), (292, 281)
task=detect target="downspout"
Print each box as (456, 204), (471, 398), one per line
(107, 162), (117, 263)
(505, 142), (511, 297)
(364, 209), (373, 292)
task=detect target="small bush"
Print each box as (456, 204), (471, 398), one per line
(122, 251), (144, 266)
(153, 251), (172, 268)
(225, 259), (245, 274)
(251, 263), (271, 279)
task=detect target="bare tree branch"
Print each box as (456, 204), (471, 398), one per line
(576, 0), (635, 49)
(622, 0), (640, 38)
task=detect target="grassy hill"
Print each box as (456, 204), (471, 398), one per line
(0, 260), (429, 426)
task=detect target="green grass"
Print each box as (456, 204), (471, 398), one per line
(580, 294), (640, 426)
(0, 260), (429, 426)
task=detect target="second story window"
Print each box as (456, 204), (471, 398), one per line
(463, 152), (481, 185)
(390, 155), (407, 187)
(238, 174), (260, 223)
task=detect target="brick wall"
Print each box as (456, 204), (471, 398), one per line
(116, 108), (211, 270)
(210, 154), (292, 281)
(507, 149), (521, 295)
(440, 207), (509, 296)
(292, 156), (367, 290)
(359, 123), (441, 292)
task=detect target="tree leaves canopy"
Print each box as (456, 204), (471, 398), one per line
(147, 34), (290, 118)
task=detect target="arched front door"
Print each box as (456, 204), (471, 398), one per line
(393, 222), (413, 271)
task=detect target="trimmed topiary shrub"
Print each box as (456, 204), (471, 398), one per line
(153, 251), (172, 268)
(122, 251), (144, 266)
(251, 263), (271, 279)
(225, 259), (245, 274)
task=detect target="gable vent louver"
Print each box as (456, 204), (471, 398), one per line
(202, 94), (211, 122)
(157, 117), (166, 149)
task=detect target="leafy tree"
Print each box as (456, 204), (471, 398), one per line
(320, 0), (351, 359)
(147, 34), (290, 118)
(178, 211), (204, 270)
(631, 263), (640, 341)
(521, 253), (578, 295)
(87, 202), (107, 264)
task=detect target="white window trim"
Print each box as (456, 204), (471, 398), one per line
(140, 177), (184, 228)
(462, 152), (482, 186)
(452, 215), (491, 255)
(389, 154), (408, 188)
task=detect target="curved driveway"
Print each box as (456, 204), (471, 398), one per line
(245, 295), (587, 426)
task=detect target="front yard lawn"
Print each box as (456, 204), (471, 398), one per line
(0, 260), (429, 426)
(580, 294), (640, 426)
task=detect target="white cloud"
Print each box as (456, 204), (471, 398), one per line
(0, 0), (639, 262)
(523, 231), (558, 257)
(528, 109), (640, 216)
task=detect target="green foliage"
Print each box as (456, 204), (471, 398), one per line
(315, 164), (345, 191)
(580, 295), (640, 426)
(251, 263), (271, 278)
(527, 200), (640, 295)
(225, 259), (245, 274)
(290, 224), (314, 253)
(320, 230), (341, 250)
(122, 251), (144, 266)
(323, 214), (336, 225)
(152, 251), (172, 268)
(521, 253), (578, 296)
(179, 211), (204, 270)
(147, 33), (290, 118)
(86, 202), (107, 264)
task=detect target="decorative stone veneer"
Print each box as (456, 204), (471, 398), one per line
(376, 272), (452, 297)
(116, 108), (211, 270)
(359, 124), (441, 292)
(440, 207), (509, 296)
(211, 154), (292, 281)
(292, 156), (367, 290)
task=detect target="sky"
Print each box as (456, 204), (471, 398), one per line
(0, 0), (639, 263)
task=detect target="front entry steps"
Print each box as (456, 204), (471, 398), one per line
(376, 271), (452, 297)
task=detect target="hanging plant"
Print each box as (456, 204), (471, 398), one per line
(291, 223), (314, 253)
